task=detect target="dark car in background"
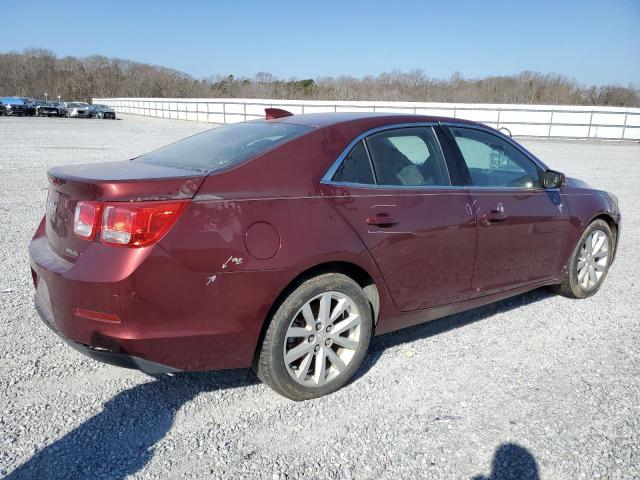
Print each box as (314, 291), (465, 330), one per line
(29, 111), (620, 400)
(45, 101), (68, 117)
(0, 97), (29, 116)
(87, 104), (116, 119)
(26, 100), (60, 117)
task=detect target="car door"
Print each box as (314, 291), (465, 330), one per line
(320, 125), (477, 312)
(442, 124), (571, 294)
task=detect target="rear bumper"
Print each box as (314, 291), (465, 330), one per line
(29, 220), (288, 372)
(34, 294), (179, 374)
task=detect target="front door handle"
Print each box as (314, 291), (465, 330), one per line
(487, 210), (506, 222)
(367, 213), (399, 227)
(483, 203), (506, 224)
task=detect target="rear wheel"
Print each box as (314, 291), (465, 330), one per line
(553, 219), (613, 298)
(254, 273), (373, 400)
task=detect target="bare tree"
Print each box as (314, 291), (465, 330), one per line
(1, 48), (638, 106)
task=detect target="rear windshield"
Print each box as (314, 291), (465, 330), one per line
(135, 122), (311, 172)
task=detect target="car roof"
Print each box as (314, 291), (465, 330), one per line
(263, 111), (478, 129)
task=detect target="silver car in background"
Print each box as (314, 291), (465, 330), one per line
(64, 102), (90, 118)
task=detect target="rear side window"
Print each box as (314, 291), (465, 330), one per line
(365, 127), (451, 187)
(332, 140), (375, 184)
(136, 122), (312, 172)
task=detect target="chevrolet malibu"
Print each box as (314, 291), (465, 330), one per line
(30, 110), (620, 400)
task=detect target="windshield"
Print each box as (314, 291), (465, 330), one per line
(135, 122), (311, 172)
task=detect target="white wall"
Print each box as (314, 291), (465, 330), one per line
(93, 97), (640, 140)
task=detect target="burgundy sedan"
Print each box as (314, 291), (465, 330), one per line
(30, 110), (620, 400)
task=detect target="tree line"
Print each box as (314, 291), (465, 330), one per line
(1, 48), (638, 107)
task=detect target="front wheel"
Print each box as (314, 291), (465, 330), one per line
(553, 219), (613, 298)
(254, 273), (373, 401)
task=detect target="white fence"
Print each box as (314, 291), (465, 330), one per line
(93, 97), (640, 140)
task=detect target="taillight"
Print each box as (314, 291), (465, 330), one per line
(101, 205), (135, 245)
(73, 201), (101, 239)
(73, 200), (187, 247)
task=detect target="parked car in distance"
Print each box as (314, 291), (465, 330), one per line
(87, 104), (116, 119)
(27, 100), (60, 117)
(45, 101), (69, 117)
(64, 102), (90, 118)
(30, 110), (621, 400)
(0, 96), (29, 116)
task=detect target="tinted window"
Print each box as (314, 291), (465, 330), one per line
(449, 127), (541, 188)
(332, 140), (375, 184)
(136, 122), (311, 172)
(365, 127), (450, 186)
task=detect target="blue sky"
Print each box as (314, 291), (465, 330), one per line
(1, 0), (638, 86)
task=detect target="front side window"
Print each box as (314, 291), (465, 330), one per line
(332, 140), (375, 184)
(449, 127), (542, 188)
(365, 127), (451, 187)
(136, 122), (311, 172)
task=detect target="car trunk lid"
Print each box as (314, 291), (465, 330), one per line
(45, 160), (206, 262)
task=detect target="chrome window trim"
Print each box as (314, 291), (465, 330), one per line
(324, 182), (467, 191)
(322, 120), (556, 192)
(322, 121), (452, 188)
(464, 186), (551, 192)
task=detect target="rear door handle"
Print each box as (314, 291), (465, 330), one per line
(367, 213), (399, 227)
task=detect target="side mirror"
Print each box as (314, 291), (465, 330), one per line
(542, 170), (565, 189)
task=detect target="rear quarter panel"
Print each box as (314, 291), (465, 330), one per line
(158, 194), (396, 360)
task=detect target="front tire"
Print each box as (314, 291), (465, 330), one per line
(254, 273), (373, 401)
(553, 219), (613, 298)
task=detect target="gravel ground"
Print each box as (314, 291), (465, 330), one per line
(1, 115), (639, 480)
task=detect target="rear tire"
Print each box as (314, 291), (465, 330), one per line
(254, 273), (373, 401)
(553, 219), (613, 299)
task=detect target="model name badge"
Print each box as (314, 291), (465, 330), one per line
(65, 248), (79, 258)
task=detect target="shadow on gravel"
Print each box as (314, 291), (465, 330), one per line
(359, 287), (555, 379)
(472, 443), (540, 480)
(5, 369), (257, 480)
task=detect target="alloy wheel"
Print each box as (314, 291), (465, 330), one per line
(577, 229), (609, 290)
(283, 291), (362, 387)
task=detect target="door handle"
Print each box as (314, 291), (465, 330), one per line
(367, 213), (399, 227)
(487, 210), (506, 222)
(484, 203), (506, 224)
